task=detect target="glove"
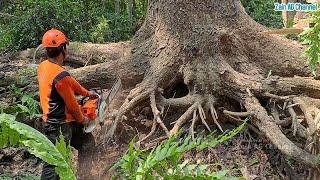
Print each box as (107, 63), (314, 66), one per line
(82, 116), (90, 125)
(88, 91), (99, 99)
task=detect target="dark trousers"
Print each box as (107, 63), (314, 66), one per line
(40, 122), (86, 180)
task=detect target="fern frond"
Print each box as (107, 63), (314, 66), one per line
(112, 120), (247, 179)
(300, 9), (320, 76)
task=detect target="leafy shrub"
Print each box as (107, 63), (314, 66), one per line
(112, 122), (246, 179)
(1, 85), (40, 121)
(6, 67), (39, 120)
(0, 113), (76, 180)
(300, 10), (320, 76)
(241, 0), (283, 28)
(1, 0), (85, 52)
(0, 0), (147, 53)
(0, 174), (40, 180)
(90, 16), (112, 44)
(16, 67), (38, 85)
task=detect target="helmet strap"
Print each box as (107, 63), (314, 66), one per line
(61, 44), (66, 59)
(62, 50), (66, 59)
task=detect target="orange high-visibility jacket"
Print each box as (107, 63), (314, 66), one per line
(37, 59), (89, 124)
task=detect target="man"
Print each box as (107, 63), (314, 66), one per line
(38, 29), (95, 179)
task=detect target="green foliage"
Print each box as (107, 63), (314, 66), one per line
(0, 113), (76, 180)
(1, 85), (40, 120)
(0, 174), (40, 180)
(0, 0), (147, 53)
(112, 122), (246, 179)
(17, 67), (37, 85)
(300, 10), (320, 76)
(0, 66), (39, 124)
(90, 17), (112, 44)
(17, 94), (40, 119)
(241, 0), (283, 28)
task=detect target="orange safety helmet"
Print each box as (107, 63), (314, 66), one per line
(42, 29), (68, 48)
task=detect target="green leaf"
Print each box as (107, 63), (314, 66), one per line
(21, 95), (29, 104)
(212, 170), (229, 179)
(17, 104), (29, 113)
(112, 121), (246, 179)
(0, 113), (76, 180)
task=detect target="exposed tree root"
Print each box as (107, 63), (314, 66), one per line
(223, 110), (253, 117)
(218, 70), (320, 168)
(189, 110), (198, 140)
(106, 73), (320, 170)
(198, 104), (211, 132)
(170, 102), (199, 136)
(150, 91), (170, 137)
(210, 104), (223, 132)
(264, 92), (296, 100)
(244, 96), (320, 168)
(293, 97), (317, 136)
(287, 101), (298, 137)
(104, 88), (154, 142)
(136, 118), (157, 145)
(262, 76), (320, 99)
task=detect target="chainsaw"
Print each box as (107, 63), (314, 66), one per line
(80, 77), (122, 133)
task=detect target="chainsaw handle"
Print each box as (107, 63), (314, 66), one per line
(80, 93), (101, 105)
(80, 96), (90, 105)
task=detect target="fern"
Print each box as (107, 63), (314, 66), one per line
(0, 113), (76, 180)
(112, 121), (246, 179)
(300, 9), (320, 76)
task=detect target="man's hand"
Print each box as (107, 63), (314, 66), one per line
(88, 91), (99, 99)
(83, 116), (90, 125)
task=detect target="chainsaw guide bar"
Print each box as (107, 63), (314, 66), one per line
(83, 77), (122, 133)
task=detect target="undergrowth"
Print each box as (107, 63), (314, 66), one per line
(0, 0), (147, 53)
(112, 121), (246, 179)
(1, 84), (40, 121)
(241, 0), (283, 29)
(300, 8), (320, 76)
(0, 113), (76, 180)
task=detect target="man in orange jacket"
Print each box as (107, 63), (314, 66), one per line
(38, 29), (95, 180)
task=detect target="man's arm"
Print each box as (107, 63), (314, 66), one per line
(69, 76), (99, 99)
(69, 76), (90, 97)
(55, 77), (85, 124)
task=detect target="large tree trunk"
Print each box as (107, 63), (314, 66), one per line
(0, 42), (131, 88)
(8, 0), (320, 173)
(98, 0), (320, 171)
(282, 0), (297, 27)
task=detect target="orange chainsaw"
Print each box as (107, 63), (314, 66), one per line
(80, 78), (122, 133)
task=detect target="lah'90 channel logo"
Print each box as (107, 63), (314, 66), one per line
(274, 3), (318, 11)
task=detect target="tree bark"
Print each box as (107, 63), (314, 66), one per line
(0, 42), (131, 89)
(115, 0), (120, 15)
(282, 0), (297, 27)
(100, 0), (320, 170)
(127, 0), (133, 26)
